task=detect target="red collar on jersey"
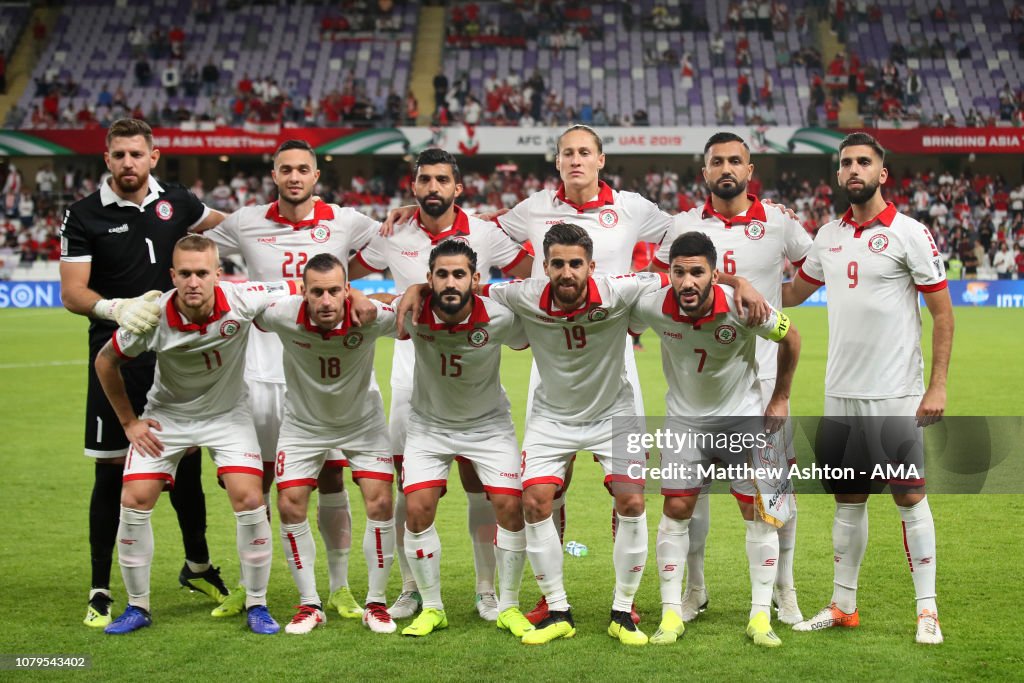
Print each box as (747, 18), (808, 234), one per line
(662, 284), (730, 327)
(413, 205), (472, 243)
(539, 277), (603, 318)
(416, 293), (491, 331)
(555, 181), (615, 213)
(701, 194), (767, 226)
(297, 297), (354, 338)
(166, 286), (231, 333)
(265, 200), (335, 230)
(841, 201), (897, 236)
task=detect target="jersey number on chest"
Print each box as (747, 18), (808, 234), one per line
(282, 251), (308, 278)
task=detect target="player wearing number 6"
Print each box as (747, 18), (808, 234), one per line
(783, 132), (953, 645)
(94, 235), (297, 635)
(254, 253), (398, 635)
(651, 132), (812, 626)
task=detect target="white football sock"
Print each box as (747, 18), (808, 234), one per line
(898, 497), (938, 615)
(495, 525), (526, 612)
(745, 518), (779, 619)
(404, 524), (443, 610)
(117, 506), (153, 612)
(237, 506), (272, 608)
(466, 491), (497, 594)
(551, 494), (566, 544)
(831, 502), (868, 613)
(317, 490), (352, 592)
(656, 514), (690, 618)
(524, 516), (568, 611)
(281, 519), (319, 606)
(393, 492), (418, 592)
(363, 518), (395, 605)
(776, 506), (797, 589)
(612, 511), (648, 612)
(686, 492), (710, 590)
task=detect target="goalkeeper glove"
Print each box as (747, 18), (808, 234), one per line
(93, 290), (162, 334)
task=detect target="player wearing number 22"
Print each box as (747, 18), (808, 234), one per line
(254, 253), (398, 635)
(94, 235), (297, 635)
(783, 132), (953, 645)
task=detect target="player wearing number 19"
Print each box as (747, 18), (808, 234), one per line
(254, 253), (398, 635)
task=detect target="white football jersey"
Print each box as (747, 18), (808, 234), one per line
(405, 295), (528, 429)
(630, 284), (792, 416)
(653, 196), (812, 380)
(206, 201), (379, 383)
(353, 205), (529, 390)
(798, 203), (947, 399)
(254, 297), (396, 431)
(487, 272), (668, 421)
(496, 182), (672, 277)
(112, 281), (296, 418)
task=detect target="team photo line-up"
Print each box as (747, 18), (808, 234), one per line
(61, 118), (951, 648)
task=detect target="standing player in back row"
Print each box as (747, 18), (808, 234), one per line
(783, 132), (953, 644)
(200, 140), (379, 620)
(60, 118), (229, 628)
(651, 132), (812, 625)
(349, 148), (533, 621)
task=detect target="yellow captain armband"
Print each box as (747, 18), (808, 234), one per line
(764, 310), (791, 342)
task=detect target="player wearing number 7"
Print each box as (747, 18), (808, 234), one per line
(650, 132), (812, 626)
(783, 132), (953, 645)
(253, 253), (398, 635)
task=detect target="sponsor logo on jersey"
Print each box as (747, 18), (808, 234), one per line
(829, 245), (843, 253)
(417, 332), (435, 342)
(401, 250), (420, 258)
(545, 219), (562, 225)
(292, 340), (311, 349)
(220, 319), (241, 337)
(243, 452), (261, 461)
(155, 200), (173, 221)
(108, 223), (130, 234)
(344, 332), (363, 349)
(311, 225), (331, 243)
(257, 236), (277, 244)
(468, 327), (489, 347)
(587, 307), (608, 321)
(868, 234), (889, 253)
(499, 471), (519, 479)
(535, 315), (556, 323)
(714, 324), (737, 344)
(745, 221), (766, 240)
(599, 208), (619, 228)
(662, 330), (682, 339)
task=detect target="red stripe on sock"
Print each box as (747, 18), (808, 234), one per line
(287, 532), (304, 570)
(375, 526), (384, 569)
(901, 520), (914, 573)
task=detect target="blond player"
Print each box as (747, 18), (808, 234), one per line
(94, 235), (296, 635)
(783, 132), (953, 645)
(398, 240), (534, 639)
(254, 253), (398, 635)
(631, 231), (801, 648)
(349, 148), (533, 621)
(651, 132), (812, 624)
(481, 223), (669, 646)
(201, 140), (378, 619)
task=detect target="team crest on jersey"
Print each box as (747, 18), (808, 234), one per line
(155, 200), (173, 221)
(344, 332), (363, 349)
(468, 327), (489, 347)
(220, 319), (241, 337)
(311, 225), (331, 243)
(588, 307), (609, 322)
(714, 324), (737, 344)
(598, 208), (619, 228)
(868, 234), (890, 253)
(745, 221), (766, 240)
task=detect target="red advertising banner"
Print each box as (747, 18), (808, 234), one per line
(868, 127), (1024, 154)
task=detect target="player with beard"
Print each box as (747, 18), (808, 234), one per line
(650, 132), (812, 625)
(60, 118), (229, 628)
(349, 148), (533, 622)
(398, 240), (534, 638)
(631, 231), (801, 647)
(200, 140), (379, 620)
(783, 132), (952, 644)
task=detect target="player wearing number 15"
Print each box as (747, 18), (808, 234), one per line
(253, 253), (398, 635)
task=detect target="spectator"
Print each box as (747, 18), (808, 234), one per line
(161, 62), (180, 97)
(17, 191), (34, 229)
(710, 33), (725, 67)
(128, 25), (147, 58)
(905, 69), (922, 106)
(201, 60), (220, 96)
(35, 164), (56, 198)
(168, 26), (186, 59)
(993, 242), (1014, 279)
(32, 17), (46, 58)
(405, 89), (418, 124)
(432, 70), (448, 113)
(182, 63), (200, 97)
(134, 58), (152, 87)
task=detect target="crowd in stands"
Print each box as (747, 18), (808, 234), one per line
(4, 158), (1024, 281)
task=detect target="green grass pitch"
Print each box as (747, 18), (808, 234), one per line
(0, 306), (1020, 681)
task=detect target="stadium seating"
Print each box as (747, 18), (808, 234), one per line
(0, 5), (31, 59)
